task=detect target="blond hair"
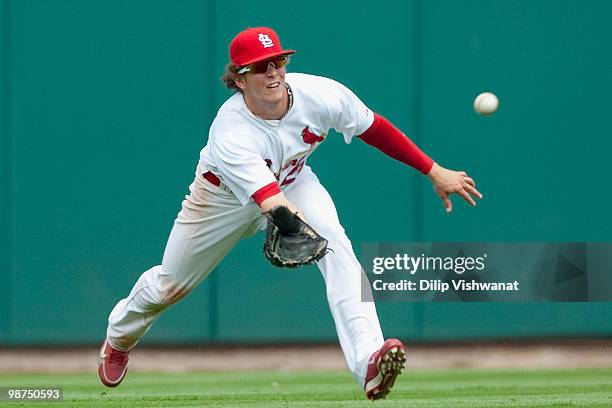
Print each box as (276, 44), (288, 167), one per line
(220, 63), (242, 92)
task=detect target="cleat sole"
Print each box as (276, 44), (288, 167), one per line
(365, 339), (408, 400)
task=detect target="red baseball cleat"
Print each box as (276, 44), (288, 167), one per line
(98, 339), (130, 387)
(364, 338), (407, 400)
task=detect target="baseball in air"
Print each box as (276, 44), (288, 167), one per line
(473, 92), (499, 116)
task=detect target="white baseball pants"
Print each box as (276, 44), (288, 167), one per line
(106, 166), (384, 386)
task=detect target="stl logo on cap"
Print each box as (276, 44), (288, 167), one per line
(258, 34), (274, 48)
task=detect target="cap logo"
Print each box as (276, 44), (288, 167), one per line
(258, 33), (274, 48)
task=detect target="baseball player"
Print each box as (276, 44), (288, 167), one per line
(98, 27), (482, 400)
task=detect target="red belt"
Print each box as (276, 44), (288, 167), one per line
(203, 171), (221, 186)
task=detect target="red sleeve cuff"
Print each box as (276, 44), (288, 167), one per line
(252, 182), (281, 205)
(358, 113), (434, 174)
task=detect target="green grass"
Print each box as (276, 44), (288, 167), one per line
(0, 369), (610, 407)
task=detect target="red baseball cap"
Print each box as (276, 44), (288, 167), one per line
(230, 27), (296, 67)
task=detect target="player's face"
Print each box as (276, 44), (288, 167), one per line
(237, 59), (287, 112)
(245, 64), (286, 103)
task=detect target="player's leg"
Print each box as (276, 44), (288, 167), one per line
(106, 188), (261, 351)
(100, 182), (261, 386)
(283, 167), (385, 385)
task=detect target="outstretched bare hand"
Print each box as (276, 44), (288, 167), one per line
(427, 162), (483, 213)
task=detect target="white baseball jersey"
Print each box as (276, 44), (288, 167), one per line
(195, 73), (375, 205)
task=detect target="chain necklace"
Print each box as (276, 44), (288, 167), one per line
(280, 84), (293, 121)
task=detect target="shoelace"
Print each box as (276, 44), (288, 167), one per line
(109, 349), (127, 365)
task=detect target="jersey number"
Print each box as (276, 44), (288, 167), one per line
(280, 157), (306, 186)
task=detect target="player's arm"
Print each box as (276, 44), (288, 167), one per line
(252, 182), (305, 219)
(358, 113), (483, 213)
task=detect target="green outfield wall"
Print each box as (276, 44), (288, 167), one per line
(1, 0), (611, 346)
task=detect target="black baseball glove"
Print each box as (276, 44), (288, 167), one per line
(263, 205), (329, 268)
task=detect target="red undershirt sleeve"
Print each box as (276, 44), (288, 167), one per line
(358, 113), (434, 175)
(252, 182), (281, 206)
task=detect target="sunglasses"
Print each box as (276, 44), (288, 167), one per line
(237, 56), (290, 74)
